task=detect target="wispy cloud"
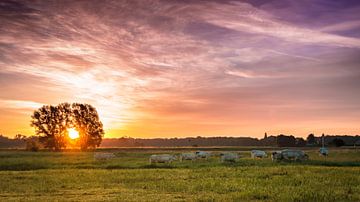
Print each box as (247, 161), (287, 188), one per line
(197, 2), (360, 48)
(0, 99), (44, 111)
(0, 0), (360, 137)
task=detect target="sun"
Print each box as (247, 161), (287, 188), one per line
(68, 128), (79, 139)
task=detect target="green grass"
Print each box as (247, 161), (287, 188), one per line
(0, 148), (359, 201)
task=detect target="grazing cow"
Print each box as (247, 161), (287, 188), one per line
(149, 154), (177, 164)
(251, 150), (268, 158)
(271, 151), (282, 162)
(94, 152), (116, 161)
(272, 149), (309, 162)
(319, 147), (329, 156)
(220, 152), (239, 163)
(195, 151), (211, 160)
(180, 153), (197, 162)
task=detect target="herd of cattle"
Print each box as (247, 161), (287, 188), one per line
(94, 148), (329, 163)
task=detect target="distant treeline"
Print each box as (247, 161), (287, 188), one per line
(100, 134), (360, 148)
(1, 134), (360, 149)
(0, 135), (25, 148)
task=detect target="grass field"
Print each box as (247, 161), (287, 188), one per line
(0, 148), (359, 201)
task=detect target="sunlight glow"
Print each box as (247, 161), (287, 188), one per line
(68, 128), (79, 139)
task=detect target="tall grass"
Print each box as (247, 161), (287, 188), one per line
(0, 148), (359, 170)
(0, 148), (359, 201)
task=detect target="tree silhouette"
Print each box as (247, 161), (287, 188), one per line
(71, 103), (104, 150)
(276, 134), (296, 147)
(30, 103), (104, 151)
(306, 134), (316, 145)
(295, 137), (306, 147)
(31, 105), (70, 150)
(331, 138), (345, 147)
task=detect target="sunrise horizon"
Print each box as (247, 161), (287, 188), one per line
(1, 1), (360, 201)
(1, 118), (359, 139)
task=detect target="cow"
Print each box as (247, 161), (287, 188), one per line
(149, 154), (177, 164)
(271, 151), (282, 162)
(220, 152), (239, 163)
(195, 151), (211, 160)
(250, 150), (268, 158)
(272, 149), (309, 162)
(180, 153), (197, 162)
(319, 147), (329, 156)
(94, 152), (116, 161)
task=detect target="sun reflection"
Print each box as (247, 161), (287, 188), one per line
(68, 128), (79, 139)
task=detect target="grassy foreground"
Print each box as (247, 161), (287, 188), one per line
(0, 148), (359, 201)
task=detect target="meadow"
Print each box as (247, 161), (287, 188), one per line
(0, 148), (359, 201)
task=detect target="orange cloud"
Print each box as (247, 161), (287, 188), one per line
(0, 0), (360, 138)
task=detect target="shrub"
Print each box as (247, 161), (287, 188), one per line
(331, 138), (345, 147)
(25, 138), (40, 152)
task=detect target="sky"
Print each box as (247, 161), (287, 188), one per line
(0, 0), (360, 138)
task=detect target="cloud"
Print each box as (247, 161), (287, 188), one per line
(0, 99), (44, 111)
(0, 0), (360, 137)
(320, 20), (360, 32)
(196, 2), (360, 48)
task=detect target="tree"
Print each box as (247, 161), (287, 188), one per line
(14, 134), (27, 141)
(295, 137), (306, 147)
(30, 103), (104, 151)
(31, 104), (70, 151)
(25, 136), (41, 152)
(306, 134), (316, 145)
(71, 103), (104, 150)
(276, 134), (296, 147)
(331, 138), (345, 147)
(260, 135), (277, 146)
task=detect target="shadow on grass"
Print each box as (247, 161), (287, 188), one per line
(140, 164), (176, 169)
(303, 160), (360, 167)
(0, 163), (48, 171)
(102, 164), (177, 170)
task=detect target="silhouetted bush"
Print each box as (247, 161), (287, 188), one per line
(331, 138), (345, 147)
(306, 134), (316, 145)
(296, 138), (306, 147)
(276, 134), (296, 147)
(25, 138), (40, 152)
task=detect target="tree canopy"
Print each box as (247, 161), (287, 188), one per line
(306, 134), (316, 145)
(276, 134), (296, 147)
(30, 103), (104, 151)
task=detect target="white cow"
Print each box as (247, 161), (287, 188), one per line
(251, 150), (268, 158)
(272, 149), (309, 162)
(220, 152), (239, 163)
(195, 151), (211, 160)
(180, 153), (197, 162)
(94, 152), (116, 161)
(149, 154), (177, 164)
(271, 151), (282, 162)
(319, 147), (329, 156)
